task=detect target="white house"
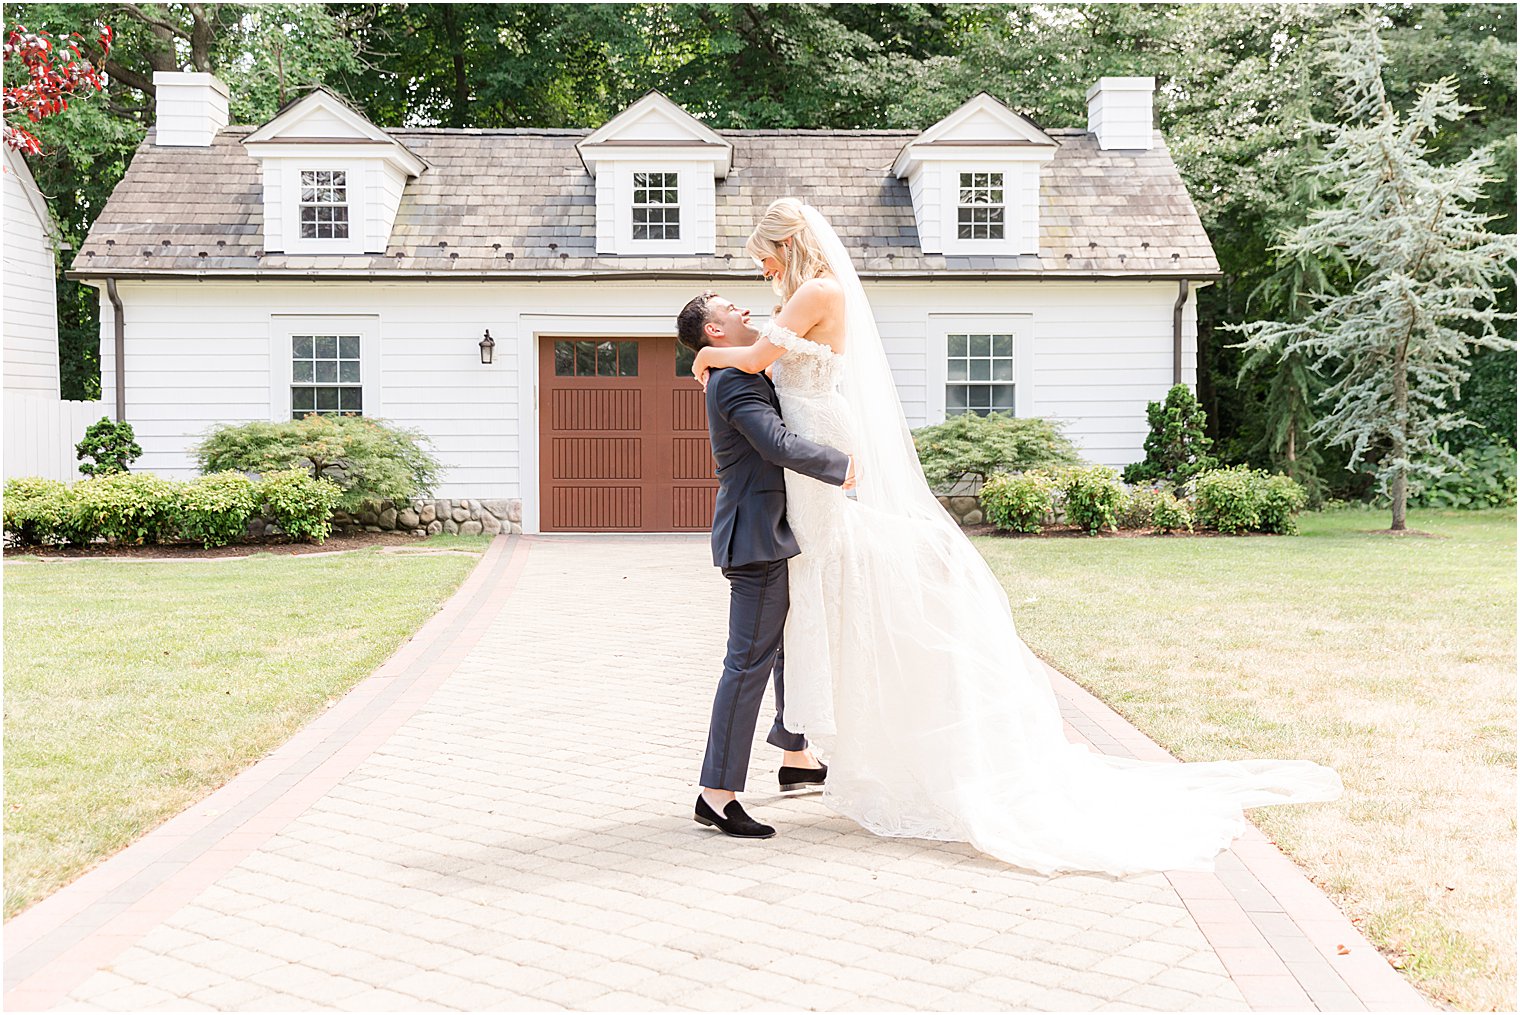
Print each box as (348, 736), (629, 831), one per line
(69, 73), (1219, 534)
(4, 145), (103, 481)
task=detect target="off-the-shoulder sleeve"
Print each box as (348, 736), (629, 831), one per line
(760, 321), (835, 360)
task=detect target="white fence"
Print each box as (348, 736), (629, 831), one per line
(3, 394), (107, 482)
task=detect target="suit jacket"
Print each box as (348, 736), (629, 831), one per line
(705, 366), (851, 568)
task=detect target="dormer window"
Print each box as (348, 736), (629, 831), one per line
(300, 170), (350, 240)
(632, 172), (680, 241)
(958, 173), (1005, 241)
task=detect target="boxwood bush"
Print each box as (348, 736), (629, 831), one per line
(178, 471), (259, 548)
(1150, 490), (1194, 533)
(1192, 466), (1307, 535)
(71, 473), (181, 545)
(1057, 466), (1126, 534)
(257, 468), (342, 543)
(980, 471), (1057, 533)
(3, 478), (79, 546)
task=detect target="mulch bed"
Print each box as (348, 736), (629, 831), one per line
(965, 523), (1278, 539)
(4, 529), (430, 560)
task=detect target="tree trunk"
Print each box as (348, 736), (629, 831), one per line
(439, 5), (469, 128)
(1390, 348), (1409, 531)
(1286, 424), (1297, 481)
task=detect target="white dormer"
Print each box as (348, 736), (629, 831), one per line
(576, 92), (731, 256)
(893, 93), (1058, 257)
(242, 89), (427, 256)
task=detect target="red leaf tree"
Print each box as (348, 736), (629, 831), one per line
(3, 23), (113, 154)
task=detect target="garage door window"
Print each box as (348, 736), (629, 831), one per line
(554, 340), (638, 378)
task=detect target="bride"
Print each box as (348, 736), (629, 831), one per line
(689, 197), (1341, 876)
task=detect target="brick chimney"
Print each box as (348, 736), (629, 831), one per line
(1085, 77), (1155, 151)
(153, 71), (229, 147)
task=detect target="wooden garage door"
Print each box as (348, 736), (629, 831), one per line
(539, 337), (718, 532)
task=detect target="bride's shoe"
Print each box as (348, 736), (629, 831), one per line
(694, 795), (776, 838)
(779, 762), (827, 793)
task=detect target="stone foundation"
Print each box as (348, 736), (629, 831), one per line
(248, 497), (524, 539)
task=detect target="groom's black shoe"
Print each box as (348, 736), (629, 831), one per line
(694, 795), (776, 839)
(779, 762), (828, 793)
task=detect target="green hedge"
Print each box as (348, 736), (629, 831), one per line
(913, 413), (1082, 490)
(3, 470), (342, 548)
(1192, 466), (1307, 535)
(980, 471), (1057, 533)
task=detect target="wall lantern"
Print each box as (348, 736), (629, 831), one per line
(479, 329), (496, 365)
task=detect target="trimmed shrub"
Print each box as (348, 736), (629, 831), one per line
(1192, 466), (1261, 534)
(1122, 384), (1218, 486)
(980, 471), (1057, 533)
(3, 478), (79, 546)
(1117, 487), (1162, 529)
(72, 473), (179, 544)
(194, 415), (441, 514)
(257, 468), (342, 543)
(177, 471), (259, 548)
(1150, 491), (1194, 533)
(1192, 466), (1308, 535)
(1058, 466), (1125, 534)
(75, 417), (142, 477)
(1259, 474), (1309, 535)
(912, 413), (1082, 490)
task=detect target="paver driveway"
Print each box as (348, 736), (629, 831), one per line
(5, 535), (1427, 1012)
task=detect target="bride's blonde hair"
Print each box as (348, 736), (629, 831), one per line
(745, 198), (830, 303)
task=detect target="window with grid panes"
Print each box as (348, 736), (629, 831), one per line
(632, 172), (679, 240)
(946, 333), (1015, 416)
(291, 335), (362, 417)
(957, 172), (1005, 240)
(299, 170), (349, 239)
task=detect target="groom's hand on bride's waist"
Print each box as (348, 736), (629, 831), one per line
(843, 456), (858, 490)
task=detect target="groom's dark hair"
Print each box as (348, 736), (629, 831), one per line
(677, 291), (717, 353)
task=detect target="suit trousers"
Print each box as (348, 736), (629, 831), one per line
(699, 558), (808, 791)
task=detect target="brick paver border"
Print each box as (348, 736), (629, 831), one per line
(1051, 664), (1430, 1012)
(4, 533), (1432, 1012)
(2, 535), (530, 1011)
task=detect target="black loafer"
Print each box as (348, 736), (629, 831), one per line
(779, 763), (827, 793)
(694, 795), (776, 838)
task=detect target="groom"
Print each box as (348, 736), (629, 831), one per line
(676, 291), (855, 839)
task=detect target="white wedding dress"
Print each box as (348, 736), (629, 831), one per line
(757, 206), (1342, 876)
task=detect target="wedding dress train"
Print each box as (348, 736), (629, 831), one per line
(761, 206), (1341, 876)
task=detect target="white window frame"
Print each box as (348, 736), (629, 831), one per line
(630, 170), (681, 242)
(939, 163), (1019, 255)
(281, 162), (365, 254)
(269, 315), (381, 421)
(926, 314), (1034, 425)
(613, 164), (694, 254)
(955, 171), (1006, 241)
(298, 169), (352, 241)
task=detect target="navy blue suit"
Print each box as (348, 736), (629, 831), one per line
(699, 366), (850, 791)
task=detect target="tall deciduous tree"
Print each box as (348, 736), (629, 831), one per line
(1234, 11), (1516, 530)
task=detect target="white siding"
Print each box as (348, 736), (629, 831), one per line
(3, 147), (61, 397)
(94, 277), (1201, 526)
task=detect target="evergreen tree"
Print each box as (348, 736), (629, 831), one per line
(1234, 11), (1516, 530)
(1121, 384), (1218, 487)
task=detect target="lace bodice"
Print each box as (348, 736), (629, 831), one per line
(761, 322), (844, 402)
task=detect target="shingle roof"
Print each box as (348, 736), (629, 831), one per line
(69, 126), (1219, 279)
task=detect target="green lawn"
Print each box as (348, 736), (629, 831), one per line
(3, 538), (491, 919)
(976, 508), (1516, 1012)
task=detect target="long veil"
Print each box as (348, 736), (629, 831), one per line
(796, 205), (1342, 875)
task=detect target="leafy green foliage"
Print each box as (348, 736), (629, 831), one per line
(3, 477), (78, 546)
(1410, 441), (1518, 509)
(176, 471), (258, 548)
(912, 413), (1081, 491)
(1117, 487), (1163, 530)
(1122, 385), (1218, 486)
(979, 471), (1056, 533)
(70, 472), (178, 544)
(1150, 491), (1194, 533)
(1191, 466), (1308, 535)
(256, 468), (341, 544)
(1057, 466), (1125, 534)
(193, 415), (441, 514)
(73, 416), (141, 477)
